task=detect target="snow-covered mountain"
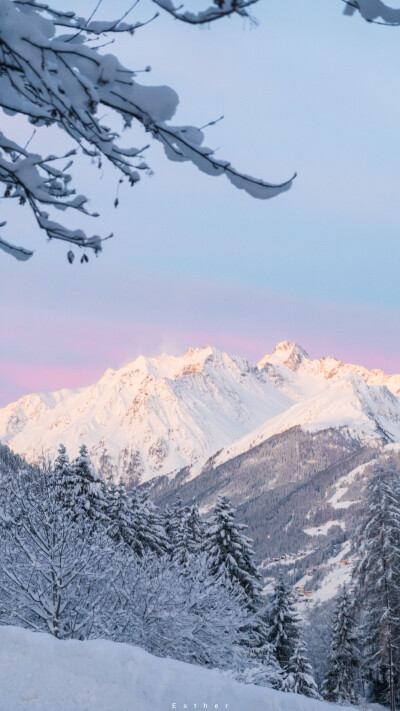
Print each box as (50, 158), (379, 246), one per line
(0, 346), (292, 481)
(215, 371), (400, 468)
(258, 340), (400, 399)
(1, 341), (400, 482)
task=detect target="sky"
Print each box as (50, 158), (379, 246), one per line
(1, 0), (400, 404)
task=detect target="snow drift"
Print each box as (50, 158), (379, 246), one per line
(0, 625), (352, 711)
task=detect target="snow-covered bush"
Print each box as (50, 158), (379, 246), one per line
(108, 550), (260, 671)
(0, 464), (117, 638)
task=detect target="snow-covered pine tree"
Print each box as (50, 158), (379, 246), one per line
(155, 498), (204, 568)
(248, 601), (283, 690)
(186, 501), (205, 553)
(302, 599), (334, 690)
(321, 584), (359, 704)
(352, 465), (400, 711)
(71, 444), (105, 526)
(267, 574), (300, 669)
(53, 443), (75, 510)
(128, 488), (167, 557)
(204, 495), (262, 606)
(283, 639), (320, 699)
(104, 478), (136, 547)
(171, 499), (205, 568)
(166, 495), (188, 564)
(161, 504), (174, 554)
(169, 495), (187, 546)
(172, 516), (192, 568)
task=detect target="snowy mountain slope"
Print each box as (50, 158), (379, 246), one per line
(258, 340), (400, 399)
(214, 373), (400, 468)
(1, 341), (400, 483)
(150, 430), (399, 607)
(0, 625), (354, 711)
(0, 346), (292, 482)
(270, 444), (400, 607)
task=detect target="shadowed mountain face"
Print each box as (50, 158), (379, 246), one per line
(146, 425), (383, 587)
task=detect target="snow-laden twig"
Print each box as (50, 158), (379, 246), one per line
(342, 0), (400, 25)
(152, 0), (258, 25)
(0, 0), (293, 260)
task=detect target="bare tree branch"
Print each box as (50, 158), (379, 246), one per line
(342, 0), (400, 25)
(152, 0), (258, 25)
(0, 0), (292, 261)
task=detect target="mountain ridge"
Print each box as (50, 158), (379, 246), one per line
(1, 341), (399, 483)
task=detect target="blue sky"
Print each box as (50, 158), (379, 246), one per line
(1, 0), (400, 403)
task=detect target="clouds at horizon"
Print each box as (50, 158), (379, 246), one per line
(2, 267), (399, 404)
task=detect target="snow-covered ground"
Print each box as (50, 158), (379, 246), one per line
(0, 625), (354, 711)
(327, 488), (361, 510)
(295, 541), (354, 609)
(304, 521), (346, 536)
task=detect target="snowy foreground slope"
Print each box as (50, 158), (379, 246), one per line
(0, 626), (352, 711)
(1, 340), (400, 482)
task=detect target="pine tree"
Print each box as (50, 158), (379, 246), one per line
(162, 504), (174, 554)
(186, 501), (205, 553)
(172, 516), (192, 568)
(128, 488), (167, 557)
(71, 444), (105, 526)
(267, 574), (300, 669)
(167, 495), (188, 564)
(249, 602), (283, 689)
(171, 500), (204, 568)
(284, 639), (320, 699)
(353, 465), (400, 711)
(105, 478), (135, 547)
(322, 584), (359, 704)
(53, 443), (75, 510)
(169, 496), (186, 547)
(204, 495), (261, 605)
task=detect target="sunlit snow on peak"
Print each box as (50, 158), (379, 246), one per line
(1, 340), (400, 484)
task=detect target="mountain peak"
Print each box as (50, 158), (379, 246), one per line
(183, 345), (214, 360)
(259, 341), (310, 373)
(272, 340), (310, 359)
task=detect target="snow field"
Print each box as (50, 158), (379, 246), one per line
(0, 626), (354, 711)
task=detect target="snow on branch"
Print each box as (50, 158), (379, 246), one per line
(342, 0), (400, 25)
(0, 132), (107, 253)
(0, 233), (33, 260)
(152, 0), (258, 25)
(0, 0), (292, 261)
(13, 0), (155, 35)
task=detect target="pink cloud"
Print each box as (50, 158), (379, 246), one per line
(0, 362), (102, 402)
(2, 269), (400, 406)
